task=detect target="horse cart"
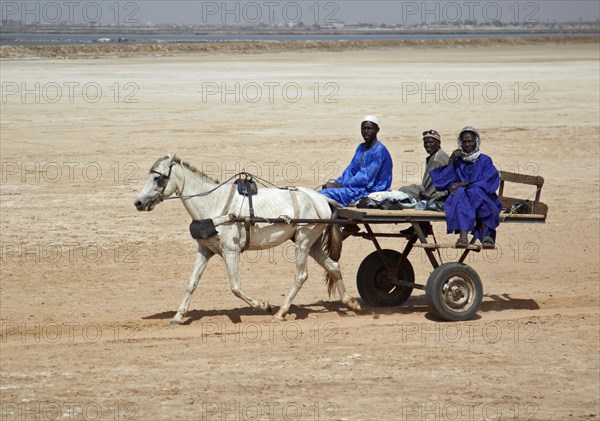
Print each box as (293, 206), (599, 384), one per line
(135, 154), (547, 324)
(337, 171), (548, 321)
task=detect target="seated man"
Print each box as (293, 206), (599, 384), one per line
(399, 129), (449, 200)
(430, 126), (502, 248)
(320, 115), (393, 207)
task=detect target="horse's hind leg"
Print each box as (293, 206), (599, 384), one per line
(273, 235), (311, 321)
(222, 251), (272, 314)
(309, 241), (361, 312)
(172, 244), (214, 325)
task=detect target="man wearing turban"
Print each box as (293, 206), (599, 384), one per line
(399, 129), (449, 201)
(430, 126), (502, 248)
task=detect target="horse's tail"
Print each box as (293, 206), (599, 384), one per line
(321, 207), (343, 297)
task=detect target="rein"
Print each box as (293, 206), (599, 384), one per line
(160, 170), (281, 201)
(152, 162), (335, 252)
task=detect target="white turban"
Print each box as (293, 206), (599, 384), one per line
(362, 115), (379, 127)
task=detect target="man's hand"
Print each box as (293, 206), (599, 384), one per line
(449, 182), (469, 194)
(323, 182), (343, 189)
(448, 148), (462, 165)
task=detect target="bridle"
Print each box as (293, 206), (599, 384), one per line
(150, 163), (280, 202)
(150, 163), (175, 196)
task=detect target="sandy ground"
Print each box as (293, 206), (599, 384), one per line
(1, 41), (599, 420)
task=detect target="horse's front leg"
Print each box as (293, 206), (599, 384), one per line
(222, 250), (272, 314)
(171, 244), (214, 325)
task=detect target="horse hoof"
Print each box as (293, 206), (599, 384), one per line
(258, 301), (273, 314)
(272, 311), (285, 321)
(344, 297), (361, 312)
(170, 319), (182, 326)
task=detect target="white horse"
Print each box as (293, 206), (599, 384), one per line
(134, 154), (361, 324)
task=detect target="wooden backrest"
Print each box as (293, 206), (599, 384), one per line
(498, 171), (547, 218)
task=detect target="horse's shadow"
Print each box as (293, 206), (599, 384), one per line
(143, 301), (353, 325)
(143, 294), (539, 324)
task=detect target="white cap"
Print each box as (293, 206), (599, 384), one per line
(362, 115), (379, 127)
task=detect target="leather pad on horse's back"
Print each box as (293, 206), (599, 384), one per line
(235, 179), (258, 196)
(190, 219), (218, 240)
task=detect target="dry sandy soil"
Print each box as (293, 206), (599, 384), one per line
(1, 40), (599, 420)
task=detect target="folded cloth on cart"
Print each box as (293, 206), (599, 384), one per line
(356, 191), (418, 210)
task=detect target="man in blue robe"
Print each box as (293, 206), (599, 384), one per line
(430, 126), (502, 248)
(320, 115), (393, 207)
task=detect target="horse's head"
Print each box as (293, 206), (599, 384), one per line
(134, 153), (178, 211)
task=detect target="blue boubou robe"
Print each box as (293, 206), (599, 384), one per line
(430, 154), (502, 240)
(321, 140), (393, 207)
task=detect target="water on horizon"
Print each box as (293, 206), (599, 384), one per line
(0, 31), (592, 46)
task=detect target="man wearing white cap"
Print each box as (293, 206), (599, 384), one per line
(321, 115), (393, 207)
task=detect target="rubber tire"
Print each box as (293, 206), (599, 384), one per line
(425, 262), (483, 321)
(357, 249), (414, 307)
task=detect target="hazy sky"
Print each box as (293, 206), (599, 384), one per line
(3, 1), (600, 25)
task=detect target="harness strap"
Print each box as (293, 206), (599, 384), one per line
(242, 217), (252, 252)
(214, 186), (325, 252)
(246, 179), (256, 225)
(240, 187), (297, 251)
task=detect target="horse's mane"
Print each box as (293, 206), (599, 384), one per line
(151, 155), (219, 184)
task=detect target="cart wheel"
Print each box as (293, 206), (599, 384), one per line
(357, 249), (414, 307)
(425, 262), (483, 321)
